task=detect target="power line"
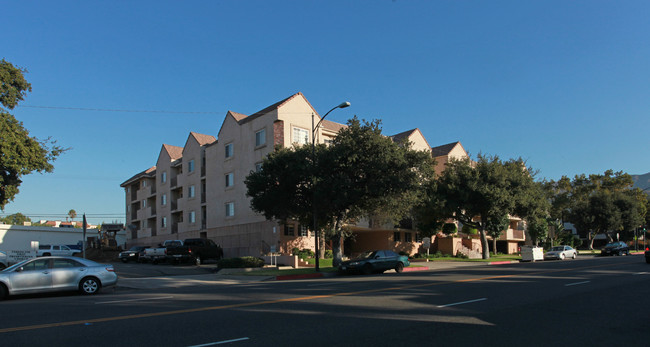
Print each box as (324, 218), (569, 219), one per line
(18, 105), (221, 115)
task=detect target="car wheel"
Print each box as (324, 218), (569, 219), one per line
(79, 277), (101, 295)
(0, 284), (7, 300)
(572, 252), (577, 259)
(362, 264), (373, 275)
(395, 262), (404, 273)
(194, 256), (202, 266)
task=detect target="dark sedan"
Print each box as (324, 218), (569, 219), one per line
(339, 250), (410, 275)
(119, 246), (148, 263)
(601, 241), (630, 256)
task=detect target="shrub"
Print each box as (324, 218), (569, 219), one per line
(461, 224), (478, 235)
(324, 250), (333, 259)
(217, 257), (264, 268)
(442, 223), (458, 235)
(293, 248), (314, 260)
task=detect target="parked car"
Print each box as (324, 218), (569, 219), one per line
(0, 256), (117, 299)
(338, 250), (410, 275)
(544, 245), (578, 260)
(119, 246), (148, 263)
(144, 240), (183, 264)
(165, 238), (224, 265)
(36, 244), (80, 257)
(601, 241), (629, 256)
(645, 247), (650, 264)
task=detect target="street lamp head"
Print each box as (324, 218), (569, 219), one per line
(338, 101), (351, 109)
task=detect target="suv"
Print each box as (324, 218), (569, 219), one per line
(37, 245), (80, 257)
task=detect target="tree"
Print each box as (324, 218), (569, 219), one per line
(68, 209), (77, 222)
(246, 117), (435, 267)
(0, 212), (31, 225)
(485, 213), (510, 254)
(424, 155), (548, 259)
(548, 170), (647, 249)
(0, 59), (66, 210)
(527, 217), (548, 246)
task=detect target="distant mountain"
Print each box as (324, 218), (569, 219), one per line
(631, 172), (650, 193)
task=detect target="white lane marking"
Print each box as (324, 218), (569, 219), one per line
(307, 282), (347, 287)
(95, 296), (174, 304)
(633, 272), (648, 275)
(564, 281), (590, 287)
(188, 337), (250, 346)
(437, 298), (487, 308)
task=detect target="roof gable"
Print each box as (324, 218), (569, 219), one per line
(431, 141), (466, 157)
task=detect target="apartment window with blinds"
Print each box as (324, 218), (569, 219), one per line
(225, 173), (234, 188)
(393, 231), (401, 242)
(189, 185), (195, 198)
(225, 202), (235, 217)
(189, 211), (196, 224)
(188, 160), (195, 173)
(225, 143), (233, 158)
(255, 129), (266, 147)
(292, 127), (309, 145)
(161, 194), (167, 206)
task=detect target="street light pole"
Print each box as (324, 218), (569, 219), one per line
(312, 101), (350, 271)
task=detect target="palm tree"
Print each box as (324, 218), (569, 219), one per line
(68, 209), (77, 222)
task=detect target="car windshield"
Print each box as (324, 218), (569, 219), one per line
(355, 251), (377, 260)
(605, 243), (618, 247)
(551, 246), (564, 251)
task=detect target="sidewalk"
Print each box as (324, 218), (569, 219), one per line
(116, 260), (500, 290)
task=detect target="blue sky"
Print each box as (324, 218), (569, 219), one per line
(2, 1), (649, 225)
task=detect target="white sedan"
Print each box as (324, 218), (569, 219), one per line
(544, 245), (578, 260)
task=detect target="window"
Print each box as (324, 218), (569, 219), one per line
(292, 127), (309, 145)
(284, 224), (295, 236)
(300, 225), (308, 237)
(255, 129), (266, 147)
(255, 162), (263, 172)
(142, 200), (147, 208)
(415, 233), (422, 243)
(405, 232), (412, 242)
(162, 217), (167, 228)
(161, 194), (167, 206)
(225, 202), (235, 217)
(393, 232), (401, 242)
(188, 160), (195, 173)
(225, 173), (234, 187)
(142, 180), (147, 188)
(189, 211), (196, 224)
(225, 143), (233, 158)
(161, 171), (167, 183)
(189, 185), (196, 198)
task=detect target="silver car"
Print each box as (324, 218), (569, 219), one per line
(0, 256), (117, 299)
(544, 245), (578, 260)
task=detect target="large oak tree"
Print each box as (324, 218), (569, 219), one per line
(0, 59), (66, 209)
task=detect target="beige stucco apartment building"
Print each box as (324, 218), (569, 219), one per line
(121, 92), (525, 259)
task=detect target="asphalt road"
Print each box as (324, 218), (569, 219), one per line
(1, 255), (649, 347)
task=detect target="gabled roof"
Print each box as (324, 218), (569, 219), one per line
(390, 128), (432, 149)
(321, 119), (346, 133)
(120, 166), (156, 187)
(190, 132), (216, 146)
(162, 144), (183, 161)
(431, 141), (463, 157)
(227, 92), (321, 126)
(391, 129), (418, 144)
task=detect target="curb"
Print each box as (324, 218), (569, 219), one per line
(276, 273), (324, 281)
(487, 260), (520, 265)
(403, 266), (429, 272)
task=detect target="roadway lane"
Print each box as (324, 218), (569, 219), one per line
(1, 255), (648, 346)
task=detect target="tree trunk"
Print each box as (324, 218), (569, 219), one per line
(332, 234), (343, 267)
(318, 230), (325, 259)
(479, 228), (490, 259)
(492, 238), (497, 256)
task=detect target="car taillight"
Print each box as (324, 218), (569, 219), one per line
(646, 247), (649, 251)
(188, 248), (193, 254)
(106, 267), (115, 272)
